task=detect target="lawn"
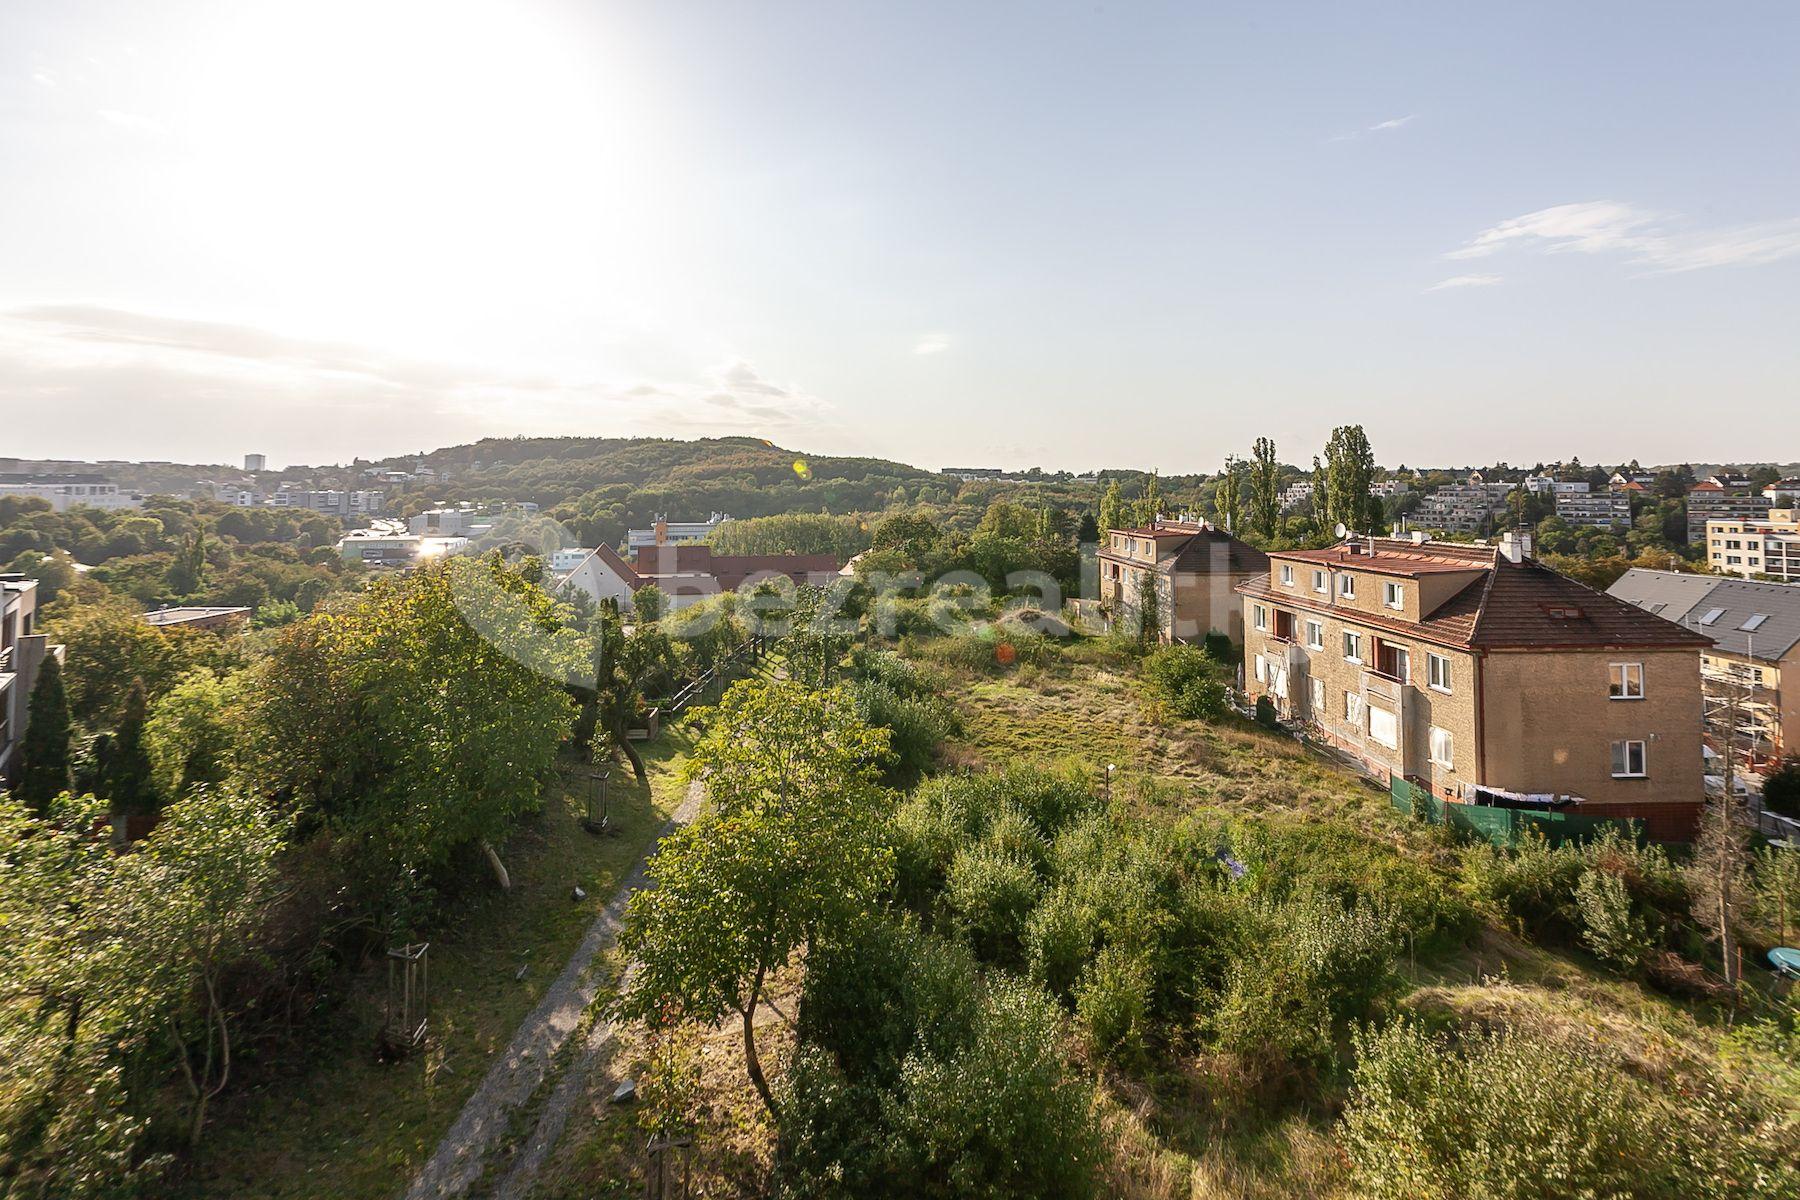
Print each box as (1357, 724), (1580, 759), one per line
(177, 734), (694, 1200)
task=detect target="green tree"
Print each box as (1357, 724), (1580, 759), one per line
(616, 680), (892, 1119)
(1320, 424), (1377, 534)
(165, 529), (209, 596)
(103, 680), (160, 819)
(1098, 479), (1124, 535)
(633, 582), (666, 623)
(12, 653), (73, 816)
(1249, 437), (1281, 541)
(1215, 455), (1244, 534)
(144, 669), (241, 800)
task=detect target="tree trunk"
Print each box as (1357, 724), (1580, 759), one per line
(739, 962), (778, 1121)
(483, 841), (512, 891)
(612, 711), (647, 785)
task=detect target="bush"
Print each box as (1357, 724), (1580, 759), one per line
(1074, 943), (1152, 1062)
(1340, 1019), (1799, 1200)
(884, 977), (1101, 1200)
(1142, 643), (1230, 720)
(1574, 867), (1653, 971)
(849, 678), (958, 779)
(1254, 695), (1278, 727)
(944, 845), (1042, 964)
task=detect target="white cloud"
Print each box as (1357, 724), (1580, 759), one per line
(1447, 201), (1800, 273)
(913, 332), (952, 355)
(1330, 114), (1417, 142)
(1426, 273), (1503, 292)
(0, 305), (834, 460)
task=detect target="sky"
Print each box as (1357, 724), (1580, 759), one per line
(3, 0), (1798, 473)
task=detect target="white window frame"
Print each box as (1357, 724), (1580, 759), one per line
(1611, 739), (1647, 778)
(1252, 603), (1268, 632)
(1429, 725), (1454, 768)
(1345, 690), (1364, 727)
(1280, 564), (1294, 586)
(1383, 581), (1404, 610)
(1368, 706), (1399, 750)
(1609, 662), (1644, 700)
(1312, 569), (1328, 594)
(1338, 573), (1356, 599)
(1343, 630), (1362, 663)
(1310, 676), (1326, 714)
(1304, 619), (1324, 650)
(1427, 652), (1452, 694)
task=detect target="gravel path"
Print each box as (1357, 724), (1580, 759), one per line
(401, 779), (704, 1200)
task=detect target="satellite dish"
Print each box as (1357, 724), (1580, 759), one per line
(1333, 522), (1348, 539)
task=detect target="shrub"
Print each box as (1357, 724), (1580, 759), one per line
(1574, 867), (1653, 971)
(1074, 944), (1153, 1062)
(884, 977), (1101, 1200)
(1340, 1019), (1799, 1200)
(1202, 631), (1238, 669)
(1142, 643), (1230, 720)
(849, 678), (958, 778)
(1254, 695), (1278, 727)
(945, 846), (1042, 964)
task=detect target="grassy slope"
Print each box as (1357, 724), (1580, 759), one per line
(180, 736), (694, 1200)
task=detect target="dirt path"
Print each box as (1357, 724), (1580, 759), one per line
(401, 779), (704, 1200)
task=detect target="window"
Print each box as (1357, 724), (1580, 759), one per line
(1312, 569), (1328, 593)
(1429, 726), (1454, 768)
(1310, 677), (1326, 713)
(1254, 656), (1266, 684)
(1338, 574), (1357, 598)
(1427, 652), (1452, 693)
(1280, 564), (1294, 586)
(1342, 630), (1362, 662)
(1699, 607), (1726, 626)
(1252, 604), (1268, 632)
(1368, 706), (1398, 749)
(1611, 740), (1647, 778)
(1609, 662), (1644, 699)
(1741, 613), (1769, 632)
(1305, 620), (1324, 650)
(1383, 581), (1404, 609)
(1345, 691), (1364, 726)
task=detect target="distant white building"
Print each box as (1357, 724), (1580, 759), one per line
(0, 474), (141, 512)
(626, 513), (732, 550)
(550, 547), (595, 574)
(244, 453), (267, 472)
(270, 487), (385, 517)
(559, 545), (642, 611)
(337, 529), (470, 568)
(1369, 479), (1411, 498)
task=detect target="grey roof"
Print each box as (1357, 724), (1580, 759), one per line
(1605, 569), (1720, 626)
(1607, 570), (1800, 662)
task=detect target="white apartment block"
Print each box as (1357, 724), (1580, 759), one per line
(0, 474), (141, 512)
(1414, 482), (1512, 534)
(1554, 489), (1631, 530)
(1707, 510), (1800, 582)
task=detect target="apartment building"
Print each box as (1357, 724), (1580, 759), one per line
(1099, 520), (1268, 645)
(1687, 476), (1771, 543)
(625, 513), (733, 550)
(270, 486), (386, 517)
(1413, 482), (1512, 535)
(1, 576), (65, 781)
(1609, 570), (1800, 771)
(0, 473), (141, 512)
(1279, 481), (1314, 513)
(1554, 488), (1632, 530)
(1705, 510), (1800, 581)
(1240, 533), (1710, 840)
(1765, 477), (1800, 505)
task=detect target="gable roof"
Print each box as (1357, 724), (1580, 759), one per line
(1604, 568), (1718, 626)
(1241, 539), (1713, 652)
(1105, 521), (1268, 575)
(1608, 573), (1800, 663)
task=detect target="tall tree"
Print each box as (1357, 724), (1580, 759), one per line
(617, 680), (892, 1119)
(1214, 455), (1244, 534)
(103, 680), (160, 820)
(12, 653), (73, 816)
(1320, 424), (1377, 535)
(165, 529), (209, 596)
(1249, 437), (1281, 541)
(1134, 471), (1164, 527)
(1098, 480), (1124, 535)
(1692, 681), (1753, 987)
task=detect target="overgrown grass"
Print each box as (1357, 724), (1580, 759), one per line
(177, 735), (694, 1200)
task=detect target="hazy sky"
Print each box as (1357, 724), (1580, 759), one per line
(4, 1), (1798, 472)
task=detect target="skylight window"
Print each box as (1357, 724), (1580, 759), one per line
(1741, 613), (1769, 632)
(1699, 607), (1726, 626)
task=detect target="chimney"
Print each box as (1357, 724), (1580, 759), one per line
(1499, 530), (1533, 563)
